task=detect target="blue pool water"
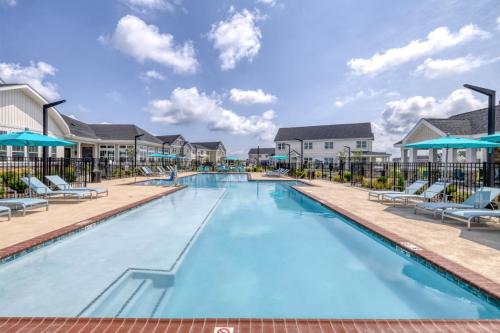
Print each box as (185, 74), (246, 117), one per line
(0, 173), (499, 319)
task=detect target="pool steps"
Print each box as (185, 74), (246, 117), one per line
(80, 269), (174, 318)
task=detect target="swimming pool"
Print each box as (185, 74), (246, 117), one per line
(0, 174), (499, 319)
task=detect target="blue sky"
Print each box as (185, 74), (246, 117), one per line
(1, 0), (500, 157)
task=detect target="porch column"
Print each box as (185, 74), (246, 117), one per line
(428, 149), (437, 162)
(401, 148), (408, 162)
(409, 149), (418, 162)
(77, 142), (81, 158)
(466, 148), (477, 163)
(449, 149), (458, 162)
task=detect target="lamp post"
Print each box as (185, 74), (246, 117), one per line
(284, 143), (291, 168)
(294, 138), (304, 169)
(464, 84), (496, 185)
(134, 133), (144, 180)
(344, 146), (351, 166)
(42, 99), (66, 178)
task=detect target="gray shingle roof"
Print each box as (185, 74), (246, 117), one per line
(274, 123), (373, 141)
(424, 119), (472, 135)
(248, 148), (275, 154)
(60, 114), (100, 139)
(191, 141), (224, 150)
(61, 113), (162, 144)
(422, 105), (500, 135)
(156, 134), (182, 144)
(89, 124), (162, 144)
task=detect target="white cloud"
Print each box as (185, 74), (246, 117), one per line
(414, 55), (500, 79)
(125, 0), (174, 12)
(0, 61), (60, 100)
(105, 15), (198, 74)
(0, 0), (16, 7)
(229, 88), (276, 104)
(348, 24), (490, 76)
(208, 9), (263, 70)
(141, 70), (166, 81)
(106, 91), (123, 103)
(334, 89), (398, 108)
(257, 0), (277, 6)
(148, 87), (277, 140)
(373, 89), (486, 154)
(68, 114), (78, 120)
(496, 16), (500, 30)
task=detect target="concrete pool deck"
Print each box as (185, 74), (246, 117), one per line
(0, 172), (196, 250)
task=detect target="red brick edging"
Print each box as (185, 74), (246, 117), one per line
(292, 185), (500, 302)
(0, 185), (187, 261)
(0, 318), (498, 333)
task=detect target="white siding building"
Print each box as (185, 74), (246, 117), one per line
(274, 123), (390, 166)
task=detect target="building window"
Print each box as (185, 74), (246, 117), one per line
(139, 145), (147, 161)
(12, 146), (24, 158)
(304, 142), (313, 150)
(119, 145), (133, 159)
(324, 142), (334, 149)
(27, 146), (39, 159)
(277, 143), (286, 150)
(324, 157), (334, 165)
(356, 140), (367, 149)
(304, 157), (312, 166)
(49, 147), (57, 158)
(99, 145), (115, 159)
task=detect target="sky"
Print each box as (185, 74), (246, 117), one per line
(1, 0), (500, 158)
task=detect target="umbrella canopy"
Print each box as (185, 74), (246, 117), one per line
(269, 155), (288, 160)
(480, 134), (500, 143)
(404, 136), (500, 149)
(149, 153), (170, 158)
(225, 156), (238, 161)
(165, 154), (177, 158)
(0, 130), (75, 147)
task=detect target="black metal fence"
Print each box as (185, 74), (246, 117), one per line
(272, 161), (500, 203)
(0, 157), (192, 198)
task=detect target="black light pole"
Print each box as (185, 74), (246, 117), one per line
(294, 138), (304, 169)
(284, 143), (291, 168)
(42, 99), (66, 178)
(464, 84), (496, 185)
(134, 133), (144, 178)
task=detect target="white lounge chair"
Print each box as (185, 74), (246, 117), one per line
(21, 177), (92, 201)
(45, 175), (108, 198)
(0, 206), (11, 221)
(368, 179), (427, 201)
(442, 209), (500, 230)
(382, 182), (449, 206)
(415, 187), (500, 218)
(0, 198), (48, 216)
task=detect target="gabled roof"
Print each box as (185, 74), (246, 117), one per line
(89, 124), (162, 144)
(248, 148), (275, 154)
(423, 119), (472, 136)
(156, 134), (182, 144)
(60, 114), (99, 139)
(395, 104), (500, 146)
(274, 123), (373, 141)
(60, 113), (162, 144)
(191, 141), (225, 150)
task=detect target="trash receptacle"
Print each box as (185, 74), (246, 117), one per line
(91, 170), (102, 183)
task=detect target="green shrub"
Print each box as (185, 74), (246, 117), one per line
(343, 171), (351, 182)
(1, 171), (28, 193)
(63, 166), (77, 182)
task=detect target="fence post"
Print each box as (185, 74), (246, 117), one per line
(393, 162), (397, 189)
(370, 162), (373, 189)
(427, 161), (431, 187)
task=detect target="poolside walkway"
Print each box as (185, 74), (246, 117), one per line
(0, 173), (196, 250)
(295, 178), (500, 285)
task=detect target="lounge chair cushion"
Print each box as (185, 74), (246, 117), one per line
(445, 209), (500, 219)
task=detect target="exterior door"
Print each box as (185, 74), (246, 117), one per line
(82, 146), (93, 158)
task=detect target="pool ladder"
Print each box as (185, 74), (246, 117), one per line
(78, 269), (174, 318)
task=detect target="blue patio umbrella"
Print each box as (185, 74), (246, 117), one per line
(404, 136), (500, 195)
(149, 153), (169, 158)
(480, 134), (500, 143)
(269, 155), (288, 160)
(0, 130), (75, 147)
(165, 154), (177, 158)
(225, 156), (238, 161)
(0, 130), (75, 196)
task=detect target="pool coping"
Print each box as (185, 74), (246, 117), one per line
(292, 185), (500, 303)
(0, 185), (187, 262)
(0, 317), (498, 332)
